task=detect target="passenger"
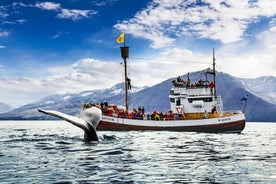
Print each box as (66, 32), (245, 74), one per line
(141, 106), (145, 115)
(209, 81), (215, 93)
(164, 113), (168, 120)
(118, 111), (123, 118)
(212, 106), (217, 114)
(176, 76), (185, 87)
(101, 101), (107, 109)
(198, 79), (204, 87)
(187, 73), (190, 87)
(204, 110), (208, 119)
(169, 113), (174, 120)
(204, 80), (209, 87)
(142, 114), (146, 120)
(153, 110), (157, 117)
(146, 113), (150, 120)
(108, 109), (113, 116)
(122, 111), (127, 118)
(127, 112), (133, 119)
(102, 108), (108, 115)
(155, 113), (160, 121)
(135, 112), (141, 119)
(126, 77), (131, 90)
(82, 103), (86, 110)
(159, 112), (164, 120)
(104, 101), (108, 107)
(151, 113), (155, 120)
(172, 79), (176, 86)
(95, 103), (101, 108)
(113, 111), (118, 117)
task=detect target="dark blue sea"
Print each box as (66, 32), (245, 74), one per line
(0, 121), (275, 184)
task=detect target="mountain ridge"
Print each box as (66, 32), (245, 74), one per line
(0, 102), (13, 113)
(0, 69), (275, 122)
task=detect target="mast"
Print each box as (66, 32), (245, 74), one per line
(120, 46), (129, 111)
(213, 48), (217, 97)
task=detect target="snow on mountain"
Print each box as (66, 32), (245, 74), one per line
(0, 83), (147, 120)
(80, 92), (93, 97)
(239, 76), (276, 105)
(0, 102), (13, 113)
(62, 95), (71, 100)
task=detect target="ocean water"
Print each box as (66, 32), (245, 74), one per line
(0, 121), (275, 184)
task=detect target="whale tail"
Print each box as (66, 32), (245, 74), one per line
(38, 107), (102, 142)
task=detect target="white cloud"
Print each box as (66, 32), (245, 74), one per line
(0, 58), (124, 106)
(1, 33), (275, 107)
(0, 10), (9, 19)
(35, 2), (61, 10)
(0, 31), (9, 37)
(49, 31), (68, 39)
(114, 0), (276, 48)
(12, 2), (28, 8)
(34, 2), (97, 21)
(0, 45), (6, 49)
(214, 25), (276, 78)
(93, 0), (119, 7)
(1, 0), (275, 106)
(57, 9), (97, 21)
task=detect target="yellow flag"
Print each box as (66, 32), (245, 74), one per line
(116, 33), (125, 43)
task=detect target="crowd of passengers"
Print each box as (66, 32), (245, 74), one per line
(82, 102), (175, 120)
(172, 76), (215, 89)
(103, 108), (176, 121)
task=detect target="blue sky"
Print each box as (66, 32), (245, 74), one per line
(0, 0), (276, 106)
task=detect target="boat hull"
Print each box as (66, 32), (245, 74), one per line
(97, 113), (246, 133)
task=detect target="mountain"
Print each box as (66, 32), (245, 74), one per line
(239, 76), (276, 105)
(0, 102), (13, 113)
(0, 83), (147, 120)
(214, 73), (276, 122)
(0, 69), (275, 122)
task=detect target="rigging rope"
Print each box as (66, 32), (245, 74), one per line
(218, 72), (243, 110)
(89, 62), (122, 102)
(130, 57), (209, 64)
(127, 57), (132, 108)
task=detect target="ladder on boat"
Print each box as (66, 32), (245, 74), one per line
(216, 95), (223, 113)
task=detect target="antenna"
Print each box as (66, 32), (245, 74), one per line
(120, 46), (129, 111)
(213, 48), (216, 97)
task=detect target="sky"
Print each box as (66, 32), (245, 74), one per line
(0, 0), (276, 107)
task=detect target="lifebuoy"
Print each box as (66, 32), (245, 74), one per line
(176, 106), (184, 114)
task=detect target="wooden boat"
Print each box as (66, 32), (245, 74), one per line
(91, 46), (246, 133)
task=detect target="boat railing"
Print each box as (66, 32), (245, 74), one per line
(186, 87), (212, 96)
(219, 110), (244, 116)
(216, 95), (223, 112)
(172, 86), (212, 96)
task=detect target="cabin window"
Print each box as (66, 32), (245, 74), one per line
(188, 97), (213, 103)
(176, 98), (181, 106)
(170, 90), (174, 95)
(170, 98), (175, 103)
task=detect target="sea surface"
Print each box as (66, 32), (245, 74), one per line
(0, 121), (275, 184)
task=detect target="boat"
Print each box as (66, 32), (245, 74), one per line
(85, 46), (246, 133)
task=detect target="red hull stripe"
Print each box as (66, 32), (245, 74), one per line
(97, 119), (246, 133)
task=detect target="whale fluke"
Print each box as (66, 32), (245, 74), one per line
(38, 107), (102, 142)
